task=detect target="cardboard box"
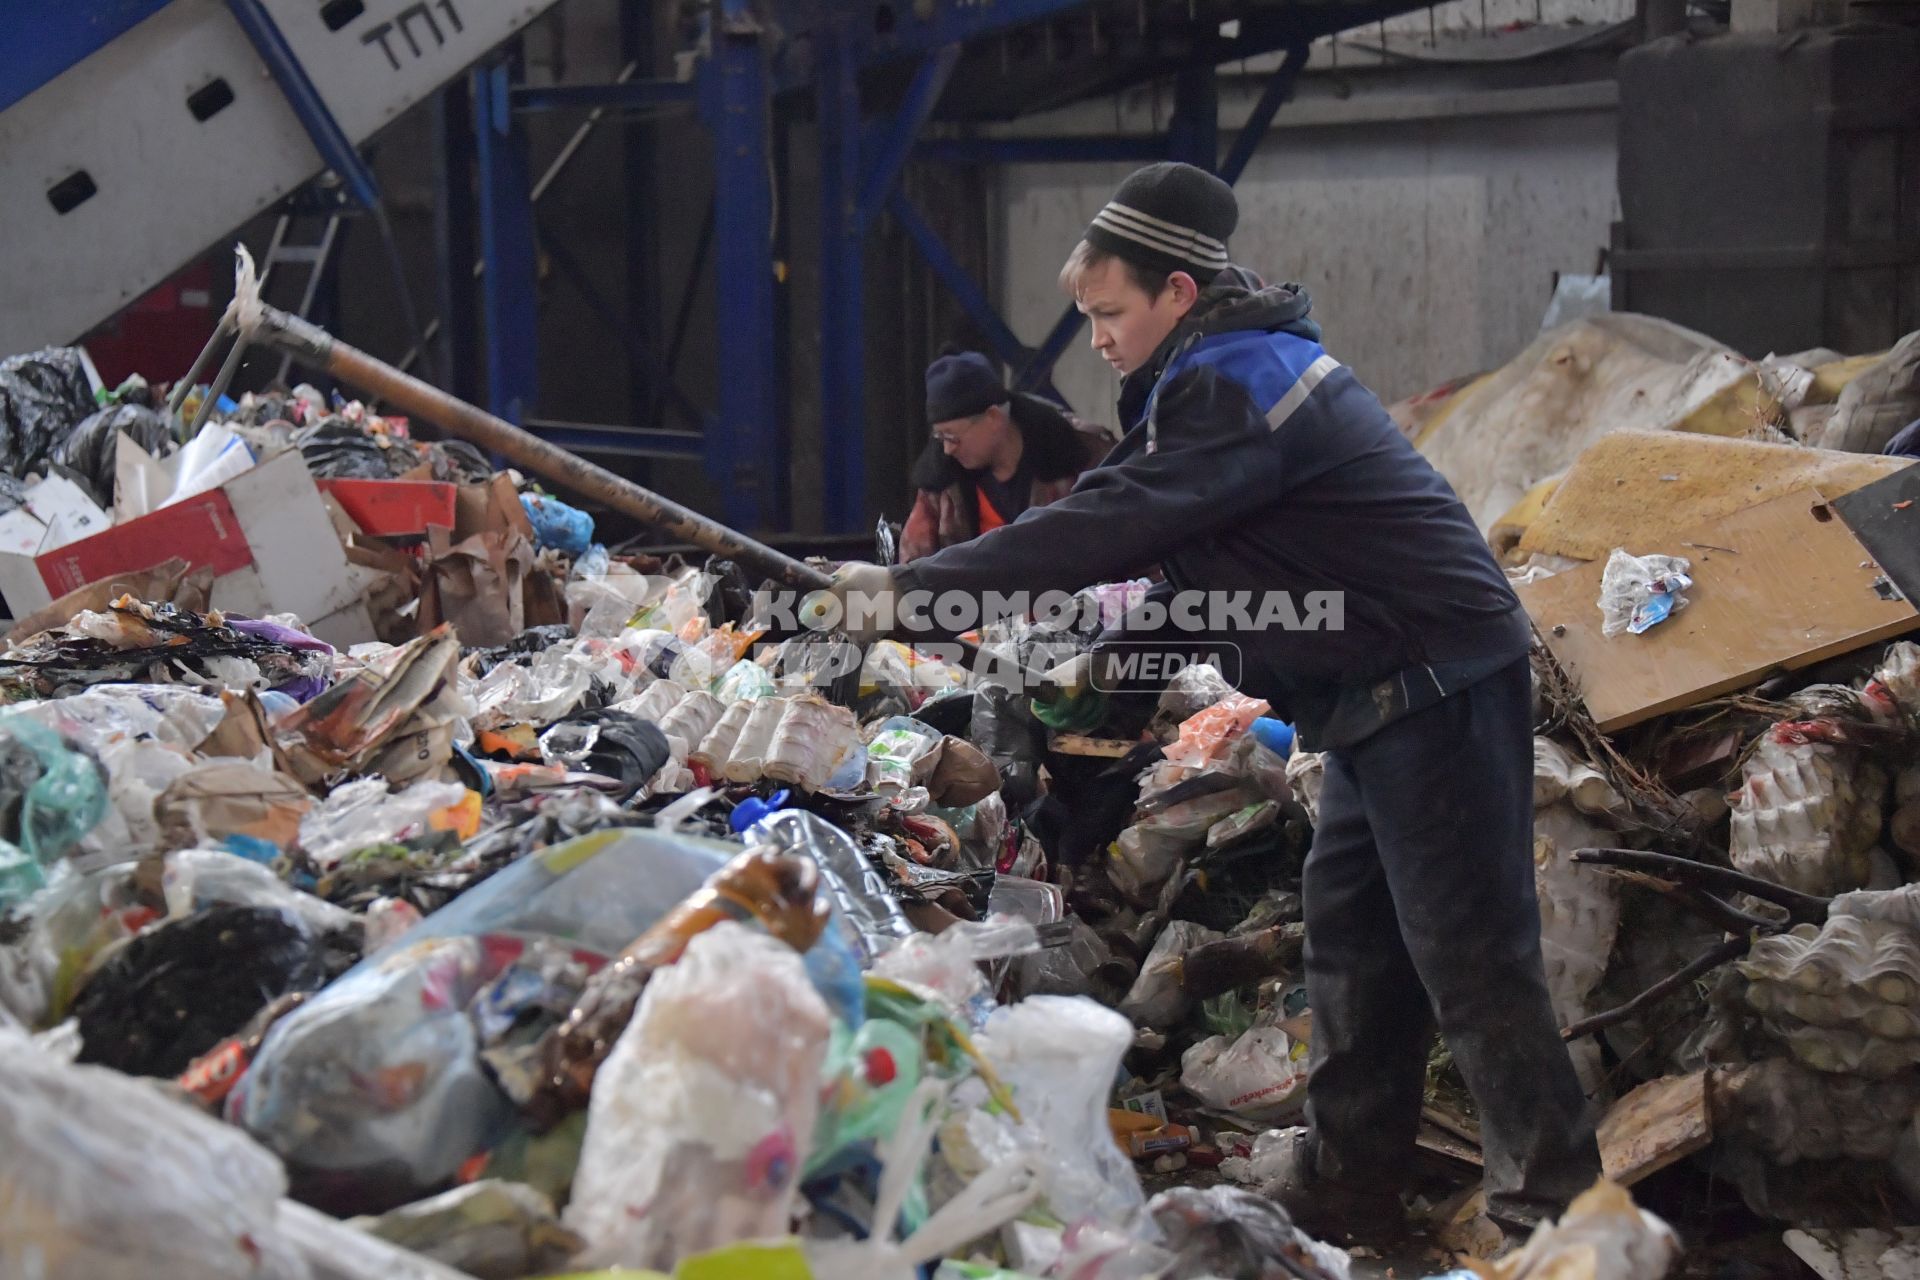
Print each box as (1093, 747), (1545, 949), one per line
(316, 478), (458, 538)
(0, 449), (375, 648)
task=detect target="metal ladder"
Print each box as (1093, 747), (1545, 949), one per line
(258, 205), (345, 385)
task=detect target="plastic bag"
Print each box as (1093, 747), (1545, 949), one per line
(1473, 1180), (1678, 1280)
(564, 921), (833, 1270)
(867, 717), (945, 793)
(0, 1026), (310, 1280)
(1111, 783), (1261, 903)
(1151, 1185), (1352, 1280)
(716, 658), (777, 703)
(347, 1179), (582, 1279)
(873, 918), (1042, 1023)
(1162, 693), (1270, 769)
(1597, 549), (1692, 637)
(1180, 1023), (1310, 1123)
(51, 402), (175, 507)
(466, 643), (596, 729)
(229, 933), (524, 1214)
(0, 713), (109, 908)
(0, 346), (96, 478)
(1119, 920), (1223, 1028)
(381, 824), (742, 955)
(750, 809), (914, 966)
(808, 1017), (925, 1173)
(73, 903), (349, 1079)
(972, 995), (1146, 1227)
(163, 847), (359, 936)
(520, 492), (595, 556)
(1151, 663), (1238, 731)
(297, 777), (473, 869)
(970, 684), (1043, 811)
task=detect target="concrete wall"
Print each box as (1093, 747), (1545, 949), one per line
(994, 44), (1624, 428)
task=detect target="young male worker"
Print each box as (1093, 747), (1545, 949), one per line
(818, 162), (1600, 1238)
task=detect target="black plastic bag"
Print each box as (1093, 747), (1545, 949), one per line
(294, 415), (423, 478)
(51, 402), (175, 508)
(569, 707), (671, 792)
(0, 347), (95, 478)
(426, 438), (494, 483)
(73, 904), (358, 1078)
(969, 683), (1044, 811)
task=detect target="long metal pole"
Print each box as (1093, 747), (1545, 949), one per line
(245, 300), (1040, 687)
(250, 303), (827, 591)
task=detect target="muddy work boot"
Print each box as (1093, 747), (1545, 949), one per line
(1254, 1128), (1409, 1248)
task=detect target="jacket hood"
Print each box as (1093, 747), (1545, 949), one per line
(1118, 269), (1321, 425)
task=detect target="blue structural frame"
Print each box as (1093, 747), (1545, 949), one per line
(6, 0), (1407, 537)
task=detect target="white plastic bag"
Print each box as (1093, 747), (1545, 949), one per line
(0, 1027), (310, 1279)
(297, 776), (471, 869)
(974, 994), (1147, 1228)
(1180, 1023), (1310, 1123)
(1119, 920), (1222, 1028)
(564, 921), (833, 1270)
(163, 847), (359, 936)
(1596, 549), (1692, 637)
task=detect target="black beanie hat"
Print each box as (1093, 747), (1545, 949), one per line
(925, 352), (1010, 425)
(1084, 162), (1238, 284)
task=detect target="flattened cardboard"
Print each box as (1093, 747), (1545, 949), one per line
(1519, 489), (1920, 732)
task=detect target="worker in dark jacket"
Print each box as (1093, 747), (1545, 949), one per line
(818, 162), (1601, 1240)
(900, 352), (1115, 562)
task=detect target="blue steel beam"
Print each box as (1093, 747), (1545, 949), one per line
(1017, 304), (1092, 393)
(1219, 42), (1308, 184)
(475, 59), (540, 424)
(890, 191), (1069, 405)
(775, 0), (1097, 86)
(817, 27), (865, 533)
(702, 0), (785, 531)
(1167, 60), (1219, 171)
(917, 136), (1167, 165)
(888, 192), (1028, 370)
(855, 44), (960, 233)
(510, 80), (698, 112)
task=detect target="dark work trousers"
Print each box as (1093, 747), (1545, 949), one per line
(1300, 656), (1601, 1217)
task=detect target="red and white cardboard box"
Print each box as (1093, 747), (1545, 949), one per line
(0, 449), (375, 648)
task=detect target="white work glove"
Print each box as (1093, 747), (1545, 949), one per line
(801, 561), (899, 646)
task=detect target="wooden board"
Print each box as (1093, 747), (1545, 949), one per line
(1518, 489), (1920, 733)
(1834, 464), (1920, 605)
(1047, 734), (1141, 758)
(1517, 430), (1911, 561)
(1598, 1072), (1712, 1188)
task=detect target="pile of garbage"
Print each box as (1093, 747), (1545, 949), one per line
(1389, 318), (1920, 1273)
(8, 316), (1891, 1280)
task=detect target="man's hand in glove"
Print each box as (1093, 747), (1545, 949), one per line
(800, 561), (898, 646)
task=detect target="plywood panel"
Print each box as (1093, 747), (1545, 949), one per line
(1519, 431), (1911, 561)
(1518, 488), (1920, 732)
(1598, 1072), (1712, 1188)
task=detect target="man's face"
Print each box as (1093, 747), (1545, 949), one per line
(1075, 258), (1197, 376)
(931, 404), (1010, 472)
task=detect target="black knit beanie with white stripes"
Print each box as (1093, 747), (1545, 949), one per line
(1084, 162), (1238, 285)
